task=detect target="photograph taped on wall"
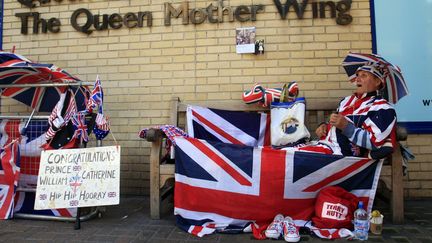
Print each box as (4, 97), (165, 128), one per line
(236, 27), (256, 54)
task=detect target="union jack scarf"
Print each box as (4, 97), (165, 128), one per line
(139, 125), (188, 145)
(71, 112), (88, 143)
(139, 125), (188, 159)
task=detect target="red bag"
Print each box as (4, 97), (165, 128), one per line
(312, 186), (359, 229)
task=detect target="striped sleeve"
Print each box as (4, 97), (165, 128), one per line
(342, 108), (397, 152)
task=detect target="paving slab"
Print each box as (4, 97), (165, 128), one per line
(0, 196), (431, 243)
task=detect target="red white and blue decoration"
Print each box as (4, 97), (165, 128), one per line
(87, 75), (110, 140)
(86, 75), (103, 114)
(0, 51), (90, 112)
(46, 90), (78, 141)
(242, 82), (299, 107)
(0, 140), (20, 219)
(173, 137), (382, 238)
(242, 83), (282, 107)
(342, 52), (409, 104)
(186, 105), (270, 147)
(94, 113), (110, 140)
(0, 119), (77, 218)
(72, 111), (88, 143)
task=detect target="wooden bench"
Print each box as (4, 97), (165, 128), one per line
(144, 96), (406, 224)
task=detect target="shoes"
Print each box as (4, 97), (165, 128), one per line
(282, 216), (300, 242)
(265, 214), (284, 239)
(265, 214), (301, 242)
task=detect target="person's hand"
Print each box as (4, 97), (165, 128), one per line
(315, 123), (327, 138)
(329, 113), (349, 130)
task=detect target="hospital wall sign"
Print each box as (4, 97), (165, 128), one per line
(14, 0), (353, 35)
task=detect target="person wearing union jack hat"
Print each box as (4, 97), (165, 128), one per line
(313, 61), (398, 159)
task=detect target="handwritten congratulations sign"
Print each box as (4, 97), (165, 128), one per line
(35, 146), (121, 210)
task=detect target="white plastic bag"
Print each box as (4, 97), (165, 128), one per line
(271, 98), (310, 146)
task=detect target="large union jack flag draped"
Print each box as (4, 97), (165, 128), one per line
(72, 112), (88, 143)
(174, 137), (382, 237)
(0, 119), (76, 218)
(0, 51), (89, 112)
(186, 105), (270, 147)
(0, 140), (20, 219)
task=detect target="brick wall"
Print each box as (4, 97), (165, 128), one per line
(2, 0), (431, 197)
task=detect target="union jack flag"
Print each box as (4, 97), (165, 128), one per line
(72, 112), (88, 143)
(0, 119), (76, 218)
(69, 174), (83, 194)
(0, 141), (20, 219)
(0, 119), (46, 189)
(14, 191), (77, 217)
(174, 137), (382, 237)
(186, 105), (270, 147)
(86, 75), (103, 113)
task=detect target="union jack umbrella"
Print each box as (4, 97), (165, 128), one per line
(342, 52), (409, 104)
(0, 51), (90, 112)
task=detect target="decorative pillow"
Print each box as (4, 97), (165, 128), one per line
(270, 98), (310, 146)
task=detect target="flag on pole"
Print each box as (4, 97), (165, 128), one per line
(0, 141), (20, 219)
(86, 75), (104, 113)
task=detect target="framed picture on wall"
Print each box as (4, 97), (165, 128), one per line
(236, 27), (256, 54)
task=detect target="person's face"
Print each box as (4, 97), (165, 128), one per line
(355, 70), (382, 94)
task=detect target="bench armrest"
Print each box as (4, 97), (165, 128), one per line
(143, 128), (165, 142)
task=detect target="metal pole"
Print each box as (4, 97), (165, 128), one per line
(74, 208), (81, 230)
(75, 135), (88, 230)
(0, 82), (94, 88)
(21, 108), (36, 135)
(0, 115), (49, 119)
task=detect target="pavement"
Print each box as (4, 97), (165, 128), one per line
(0, 196), (431, 243)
